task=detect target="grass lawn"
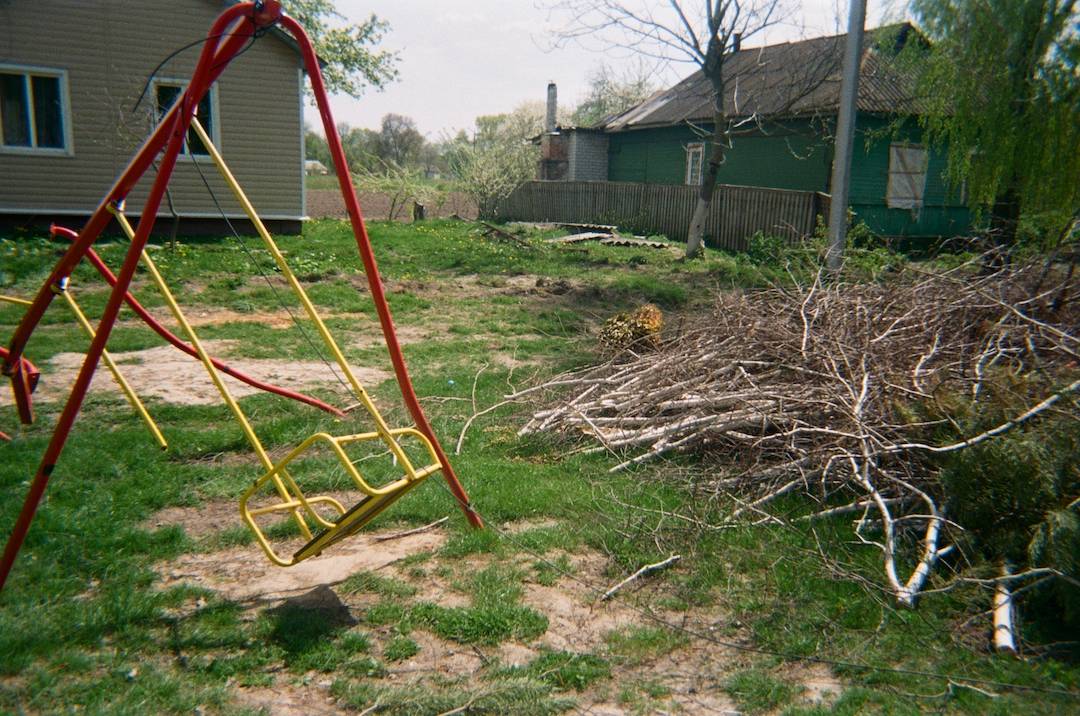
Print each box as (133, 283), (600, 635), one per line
(0, 220), (1076, 714)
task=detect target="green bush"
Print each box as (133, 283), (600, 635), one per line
(1015, 209), (1078, 252)
(746, 231), (789, 264)
(936, 378), (1080, 633)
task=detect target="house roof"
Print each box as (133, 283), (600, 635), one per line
(604, 23), (922, 132)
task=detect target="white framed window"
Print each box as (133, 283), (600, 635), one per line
(152, 79), (219, 157)
(886, 142), (928, 214)
(0, 64), (73, 155)
(685, 142), (704, 185)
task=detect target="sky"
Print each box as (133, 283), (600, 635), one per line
(308, 0), (907, 140)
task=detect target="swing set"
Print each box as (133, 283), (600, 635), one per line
(0, 0), (481, 591)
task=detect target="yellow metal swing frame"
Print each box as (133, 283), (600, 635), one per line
(0, 288), (167, 449)
(109, 117), (442, 566)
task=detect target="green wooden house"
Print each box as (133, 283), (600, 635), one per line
(566, 24), (971, 240)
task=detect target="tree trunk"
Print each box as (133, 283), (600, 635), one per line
(990, 187), (1021, 247)
(685, 126), (724, 258)
(685, 68), (727, 259)
(993, 560), (1018, 654)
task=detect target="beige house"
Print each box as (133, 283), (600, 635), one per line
(0, 0), (306, 233)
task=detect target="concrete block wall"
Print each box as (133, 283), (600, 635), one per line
(567, 132), (609, 181)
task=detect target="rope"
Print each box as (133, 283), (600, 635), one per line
(186, 149), (355, 399)
(137, 29), (354, 400)
(131, 15), (270, 114)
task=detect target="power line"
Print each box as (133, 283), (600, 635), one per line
(134, 26), (354, 399)
(186, 150), (356, 400)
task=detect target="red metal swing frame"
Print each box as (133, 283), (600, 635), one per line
(0, 0), (481, 592)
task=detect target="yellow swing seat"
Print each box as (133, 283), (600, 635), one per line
(105, 117), (457, 567)
(240, 427), (444, 565)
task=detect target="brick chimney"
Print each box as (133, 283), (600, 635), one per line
(545, 81), (557, 133)
(732, 33), (742, 52)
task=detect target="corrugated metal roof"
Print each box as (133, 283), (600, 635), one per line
(604, 23), (921, 132)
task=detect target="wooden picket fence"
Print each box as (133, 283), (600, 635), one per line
(500, 181), (830, 251)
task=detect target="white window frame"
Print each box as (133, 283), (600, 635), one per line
(151, 77), (221, 159)
(685, 142), (704, 185)
(886, 142), (929, 215)
(0, 63), (74, 156)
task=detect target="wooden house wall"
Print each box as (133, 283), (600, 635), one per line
(605, 114), (973, 240)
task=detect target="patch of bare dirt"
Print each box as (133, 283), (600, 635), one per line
(503, 517), (561, 534)
(35, 342), (389, 405)
(158, 529), (446, 602)
(494, 641), (539, 668)
(235, 680), (342, 716)
(144, 491), (368, 539)
(784, 662), (844, 707)
(350, 323), (431, 351)
(524, 581), (640, 653)
(574, 615), (744, 714)
(388, 630), (485, 677)
(181, 308), (297, 329)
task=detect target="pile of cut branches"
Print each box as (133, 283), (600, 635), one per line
(510, 257), (1079, 621)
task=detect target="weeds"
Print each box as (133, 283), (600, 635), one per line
(1, 219), (1077, 713)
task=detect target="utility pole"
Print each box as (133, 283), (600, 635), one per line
(826, 0), (867, 271)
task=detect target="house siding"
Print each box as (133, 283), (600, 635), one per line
(606, 113), (972, 239)
(608, 120), (832, 192)
(0, 0), (303, 222)
(849, 113), (972, 238)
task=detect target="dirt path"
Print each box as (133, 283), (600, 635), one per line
(145, 502), (842, 715)
(35, 341), (387, 406)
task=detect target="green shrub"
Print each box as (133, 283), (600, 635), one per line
(936, 379), (1080, 633)
(1015, 209), (1078, 252)
(746, 231), (789, 264)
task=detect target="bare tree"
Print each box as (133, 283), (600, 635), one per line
(377, 113), (426, 169)
(550, 0), (789, 257)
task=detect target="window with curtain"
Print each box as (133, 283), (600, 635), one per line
(685, 142), (704, 185)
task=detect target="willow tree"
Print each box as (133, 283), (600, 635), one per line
(912, 0), (1080, 240)
(550, 0), (789, 257)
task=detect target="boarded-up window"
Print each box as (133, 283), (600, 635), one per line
(685, 142), (704, 185)
(0, 67), (69, 152)
(886, 143), (928, 214)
